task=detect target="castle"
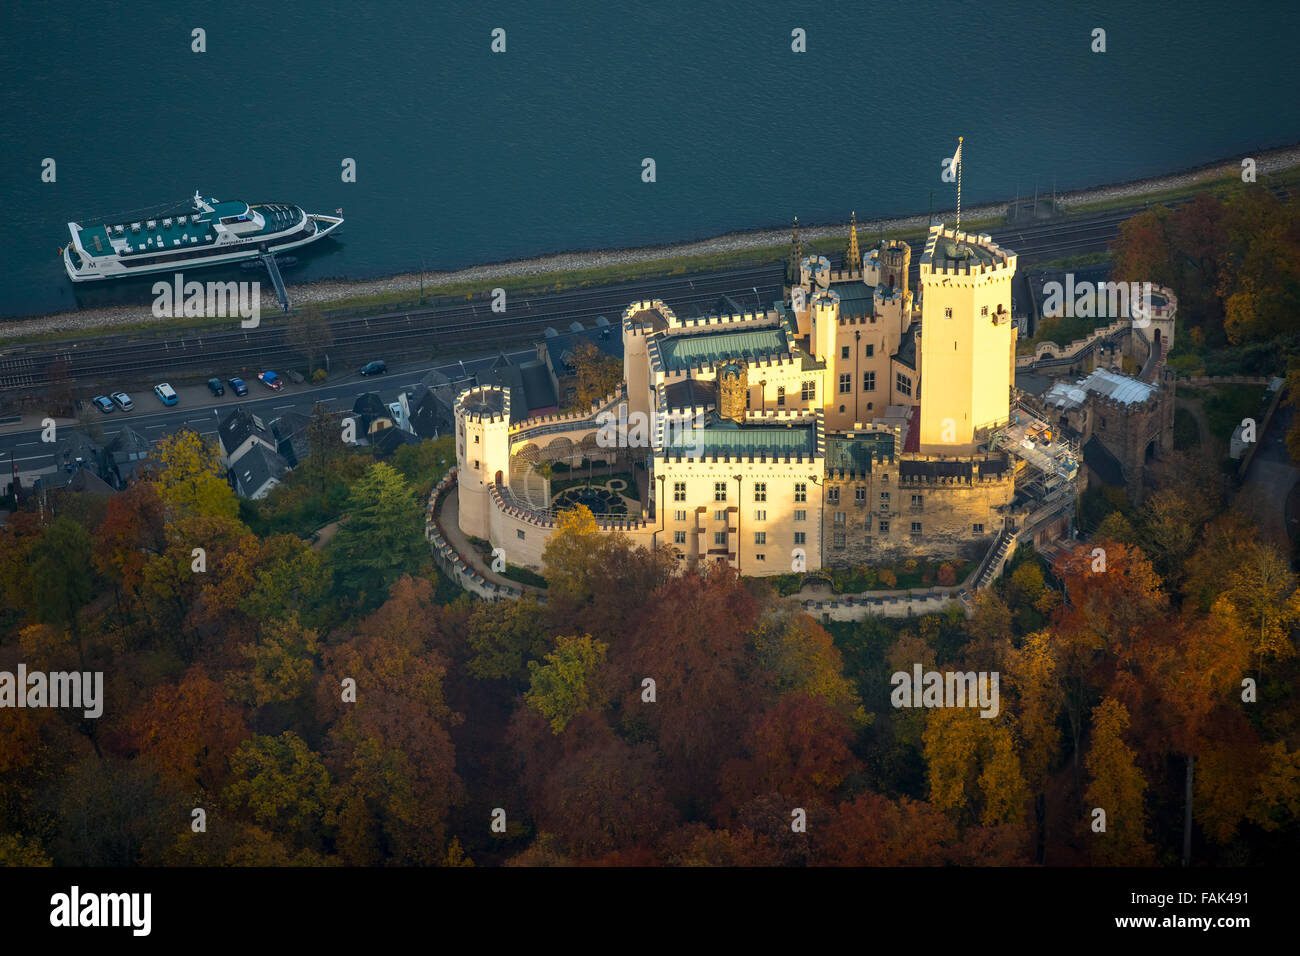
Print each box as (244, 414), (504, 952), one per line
(454, 223), (1090, 577)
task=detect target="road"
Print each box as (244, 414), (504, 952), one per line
(1, 348), (533, 486)
(1234, 402), (1299, 552)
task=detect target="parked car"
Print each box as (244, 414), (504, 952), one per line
(91, 395), (115, 414)
(258, 371), (283, 391)
(227, 377), (249, 397)
(207, 378), (225, 397)
(154, 383), (179, 406)
(111, 391), (134, 411)
(359, 360), (387, 376)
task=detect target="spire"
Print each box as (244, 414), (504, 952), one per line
(846, 211), (860, 272)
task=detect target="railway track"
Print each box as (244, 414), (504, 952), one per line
(2, 184), (1290, 393)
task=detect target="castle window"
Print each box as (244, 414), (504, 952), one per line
(910, 521), (922, 535)
(517, 529), (526, 540)
(794, 483), (807, 503)
(855, 485), (866, 503)
(839, 374), (851, 394)
(674, 530), (687, 545)
(754, 509), (766, 521)
(973, 523), (984, 534)
(474, 435), (479, 444)
(879, 520), (889, 534)
(673, 509), (687, 522)
(865, 343), (874, 358)
(1100, 416), (1107, 428)
(833, 532), (846, 549)
(911, 494), (923, 508)
(714, 531), (727, 546)
(944, 307), (953, 319)
(673, 481), (686, 501)
(841, 346), (850, 360)
(754, 482), (767, 502)
(864, 371), (875, 392)
(776, 387), (785, 407)
(755, 553), (766, 562)
(754, 532), (767, 545)
(834, 511), (846, 525)
(896, 373), (912, 397)
(473, 460), (479, 470)
(715, 509), (726, 522)
(839, 405), (846, 414)
(794, 531), (807, 545)
(880, 491), (890, 503)
(794, 509), (807, 522)
(802, 381), (815, 400)
(981, 305), (989, 316)
(714, 482), (727, 502)
(827, 487), (840, 504)
(746, 391), (752, 409)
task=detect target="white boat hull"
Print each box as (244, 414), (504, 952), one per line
(64, 214), (343, 282)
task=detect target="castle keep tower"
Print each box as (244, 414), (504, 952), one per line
(454, 385), (511, 539)
(917, 225), (1017, 454)
(717, 360), (748, 423)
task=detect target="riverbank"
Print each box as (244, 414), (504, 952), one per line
(6, 143), (1299, 343)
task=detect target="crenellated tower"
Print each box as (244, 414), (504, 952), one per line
(916, 225), (1017, 454)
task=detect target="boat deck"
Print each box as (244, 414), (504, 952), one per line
(73, 201), (303, 258)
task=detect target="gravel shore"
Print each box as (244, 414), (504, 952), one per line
(8, 145), (1298, 341)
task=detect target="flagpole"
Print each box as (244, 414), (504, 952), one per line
(956, 136), (963, 232)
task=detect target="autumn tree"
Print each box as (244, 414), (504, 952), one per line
(568, 340), (621, 410)
(153, 428), (238, 521)
(923, 705), (1028, 828)
(27, 516), (94, 661)
(525, 634), (609, 734)
(317, 590), (464, 865)
(1083, 698), (1155, 864)
(716, 692), (857, 820)
(127, 665), (249, 795)
(467, 595), (550, 685)
(225, 732), (333, 852)
(617, 564), (760, 811)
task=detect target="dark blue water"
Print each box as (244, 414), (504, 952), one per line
(2, 0), (1298, 319)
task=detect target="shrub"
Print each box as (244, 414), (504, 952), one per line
(312, 368), (328, 384)
(937, 562), (957, 586)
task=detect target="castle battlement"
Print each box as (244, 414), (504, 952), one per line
(488, 482), (651, 532)
(454, 385), (511, 425)
(919, 224), (1016, 278)
(668, 309), (782, 331)
(508, 386), (626, 435)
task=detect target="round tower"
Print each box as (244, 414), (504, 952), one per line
(454, 385), (511, 540)
(717, 360), (748, 422)
(879, 240), (911, 293)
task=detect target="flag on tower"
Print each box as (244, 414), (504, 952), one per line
(950, 139), (962, 170)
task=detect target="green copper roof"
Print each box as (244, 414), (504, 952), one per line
(663, 421), (817, 458)
(657, 327), (788, 371)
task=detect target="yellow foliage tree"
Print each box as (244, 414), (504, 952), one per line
(154, 428), (239, 522)
(1084, 698), (1155, 864)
